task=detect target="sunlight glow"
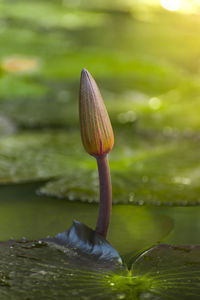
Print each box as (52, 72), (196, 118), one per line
(160, 0), (181, 11)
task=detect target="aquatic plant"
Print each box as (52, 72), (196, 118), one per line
(79, 68), (114, 238)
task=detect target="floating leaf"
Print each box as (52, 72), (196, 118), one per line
(0, 223), (199, 299)
(0, 4), (199, 133)
(0, 222), (123, 300)
(0, 96), (77, 128)
(1, 0), (200, 136)
(0, 131), (81, 183)
(1, 131), (200, 206)
(39, 133), (200, 206)
(0, 116), (16, 136)
(130, 244), (200, 300)
(0, 75), (48, 99)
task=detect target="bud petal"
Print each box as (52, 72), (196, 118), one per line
(79, 69), (114, 157)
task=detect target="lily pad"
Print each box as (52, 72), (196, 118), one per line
(1, 130), (200, 206)
(0, 131), (81, 183)
(0, 221), (199, 299)
(1, 1), (200, 134)
(0, 116), (16, 136)
(131, 244), (200, 300)
(0, 74), (48, 99)
(0, 70), (183, 131)
(0, 94), (78, 129)
(0, 221), (123, 300)
(39, 133), (200, 206)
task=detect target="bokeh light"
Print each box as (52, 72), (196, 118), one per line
(2, 57), (39, 74)
(160, 0), (181, 11)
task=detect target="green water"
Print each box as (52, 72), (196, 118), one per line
(1, 183), (200, 255)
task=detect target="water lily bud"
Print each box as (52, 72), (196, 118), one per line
(79, 69), (114, 157)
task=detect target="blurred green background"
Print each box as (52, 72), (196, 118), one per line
(1, 0), (200, 255)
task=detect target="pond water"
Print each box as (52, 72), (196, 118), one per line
(1, 183), (200, 255)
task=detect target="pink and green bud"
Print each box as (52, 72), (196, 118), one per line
(79, 69), (114, 157)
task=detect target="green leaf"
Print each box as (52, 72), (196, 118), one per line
(0, 75), (48, 99)
(130, 244), (200, 300)
(0, 223), (199, 299)
(39, 132), (200, 206)
(0, 131), (81, 183)
(103, 244), (200, 300)
(0, 94), (78, 129)
(0, 116), (16, 136)
(0, 130), (200, 206)
(0, 223), (123, 300)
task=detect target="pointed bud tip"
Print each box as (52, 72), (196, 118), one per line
(81, 68), (88, 76)
(79, 69), (114, 157)
(81, 68), (90, 83)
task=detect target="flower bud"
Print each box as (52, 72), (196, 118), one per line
(79, 69), (114, 157)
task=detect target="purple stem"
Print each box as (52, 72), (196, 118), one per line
(95, 154), (112, 238)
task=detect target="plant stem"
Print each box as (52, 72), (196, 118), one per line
(95, 154), (112, 238)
